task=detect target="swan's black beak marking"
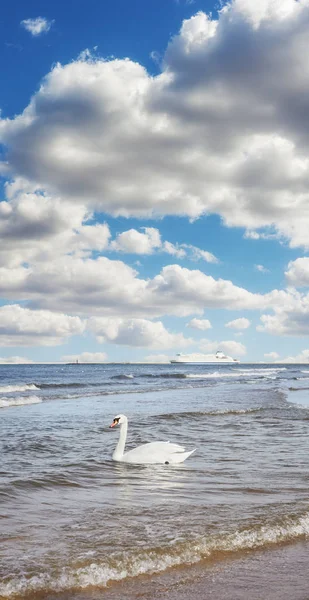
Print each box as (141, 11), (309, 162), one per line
(110, 417), (120, 428)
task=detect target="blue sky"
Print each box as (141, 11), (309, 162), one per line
(1, 0), (309, 363)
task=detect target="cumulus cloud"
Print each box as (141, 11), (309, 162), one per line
(88, 317), (192, 348)
(0, 193), (215, 267)
(110, 228), (161, 254)
(186, 317), (212, 330)
(285, 257), (309, 287)
(0, 257), (272, 317)
(200, 338), (247, 357)
(225, 317), (251, 329)
(258, 289), (309, 336)
(61, 352), (107, 363)
(110, 227), (217, 261)
(0, 305), (85, 346)
(280, 349), (309, 363)
(0, 180), (110, 267)
(1, 0), (309, 247)
(264, 351), (280, 360)
(20, 17), (53, 36)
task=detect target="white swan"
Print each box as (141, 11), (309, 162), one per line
(109, 414), (196, 464)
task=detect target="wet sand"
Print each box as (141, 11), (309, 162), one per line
(42, 541), (309, 600)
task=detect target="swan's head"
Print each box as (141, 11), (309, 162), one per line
(109, 414), (127, 428)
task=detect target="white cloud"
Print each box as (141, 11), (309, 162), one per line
(186, 317), (212, 330)
(232, 0), (303, 29)
(2, 1), (309, 247)
(182, 245), (218, 263)
(110, 228), (161, 254)
(285, 258), (309, 287)
(264, 351), (280, 360)
(20, 17), (54, 36)
(245, 231), (261, 240)
(280, 349), (309, 363)
(110, 227), (215, 261)
(0, 180), (110, 267)
(61, 352), (107, 363)
(255, 264), (269, 273)
(162, 241), (187, 258)
(258, 289), (309, 336)
(88, 317), (192, 348)
(0, 355), (34, 364)
(0, 258), (271, 317)
(200, 338), (247, 357)
(0, 305), (85, 346)
(225, 317), (251, 330)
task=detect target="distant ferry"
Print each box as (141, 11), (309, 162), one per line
(170, 351), (240, 364)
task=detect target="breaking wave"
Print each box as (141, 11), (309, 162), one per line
(157, 408), (263, 421)
(0, 395), (42, 409)
(0, 384), (39, 393)
(2, 511), (309, 598)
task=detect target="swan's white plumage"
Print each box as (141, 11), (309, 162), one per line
(109, 414), (195, 464)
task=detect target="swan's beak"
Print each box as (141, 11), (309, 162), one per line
(109, 421), (116, 428)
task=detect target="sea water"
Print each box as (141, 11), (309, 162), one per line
(1, 362), (309, 599)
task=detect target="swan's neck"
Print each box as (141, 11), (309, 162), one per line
(113, 421), (127, 460)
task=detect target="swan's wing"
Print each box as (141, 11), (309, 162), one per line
(122, 441), (195, 464)
(168, 448), (196, 463)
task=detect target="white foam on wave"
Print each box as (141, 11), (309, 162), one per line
(0, 395), (42, 408)
(301, 370), (309, 374)
(208, 407), (261, 415)
(234, 368), (287, 374)
(0, 383), (39, 393)
(186, 368), (283, 380)
(2, 511), (309, 597)
(186, 372), (241, 379)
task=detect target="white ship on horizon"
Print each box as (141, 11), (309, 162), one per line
(170, 350), (240, 364)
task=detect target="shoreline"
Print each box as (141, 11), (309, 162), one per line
(19, 539), (309, 600)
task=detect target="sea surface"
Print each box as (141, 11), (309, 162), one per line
(1, 362), (309, 599)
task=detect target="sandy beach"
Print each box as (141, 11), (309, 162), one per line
(85, 540), (309, 600)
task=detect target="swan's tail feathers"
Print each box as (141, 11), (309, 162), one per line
(171, 448), (196, 463)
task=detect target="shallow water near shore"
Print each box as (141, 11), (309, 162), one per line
(1, 362), (309, 599)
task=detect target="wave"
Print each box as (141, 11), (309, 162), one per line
(288, 386), (309, 392)
(0, 395), (42, 409)
(234, 367), (287, 373)
(37, 382), (89, 389)
(36, 380), (133, 389)
(186, 371), (254, 379)
(138, 372), (187, 379)
(156, 408), (263, 421)
(186, 371), (277, 380)
(2, 511), (309, 597)
(0, 383), (39, 393)
(10, 474), (82, 491)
